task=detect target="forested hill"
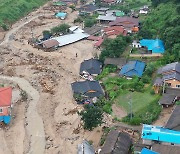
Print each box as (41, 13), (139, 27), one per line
(0, 0), (48, 30)
(139, 0), (180, 62)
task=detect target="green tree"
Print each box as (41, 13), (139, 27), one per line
(84, 18), (97, 27)
(99, 36), (131, 61)
(51, 24), (70, 35)
(79, 105), (103, 131)
(42, 30), (51, 36)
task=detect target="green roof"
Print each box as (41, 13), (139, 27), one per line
(115, 11), (125, 17)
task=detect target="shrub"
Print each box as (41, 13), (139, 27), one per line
(141, 75), (151, 84)
(150, 89), (155, 95)
(74, 17), (83, 23)
(1, 24), (9, 31)
(84, 18), (97, 27)
(176, 101), (180, 105)
(103, 102), (112, 114)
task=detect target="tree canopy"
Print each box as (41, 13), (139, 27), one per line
(51, 24), (70, 35)
(79, 105), (103, 131)
(99, 35), (131, 61)
(138, 2), (180, 62)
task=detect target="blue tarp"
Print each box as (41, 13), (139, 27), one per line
(141, 148), (159, 154)
(0, 115), (11, 124)
(140, 39), (165, 53)
(55, 12), (67, 18)
(120, 60), (145, 77)
(142, 124), (180, 144)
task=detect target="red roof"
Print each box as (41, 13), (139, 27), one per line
(87, 35), (102, 41)
(109, 17), (139, 28)
(0, 87), (12, 107)
(94, 38), (104, 47)
(104, 26), (127, 36)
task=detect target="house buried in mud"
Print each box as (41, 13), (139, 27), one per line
(0, 87), (12, 124)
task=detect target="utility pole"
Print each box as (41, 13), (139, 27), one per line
(162, 80), (165, 94)
(128, 95), (133, 120)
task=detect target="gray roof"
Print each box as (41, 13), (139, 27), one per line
(163, 72), (180, 81)
(152, 144), (180, 154)
(158, 62), (180, 74)
(159, 94), (177, 105)
(79, 4), (98, 13)
(113, 132), (132, 154)
(166, 87), (180, 97)
(71, 80), (104, 98)
(83, 25), (103, 35)
(96, 8), (109, 11)
(97, 15), (116, 21)
(51, 33), (89, 47)
(104, 58), (126, 69)
(78, 140), (95, 154)
(165, 105), (180, 131)
(153, 77), (163, 86)
(80, 59), (102, 75)
(100, 130), (132, 154)
(100, 130), (119, 154)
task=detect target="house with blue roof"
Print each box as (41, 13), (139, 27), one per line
(140, 39), (165, 54)
(141, 124), (180, 145)
(141, 148), (159, 154)
(120, 60), (145, 78)
(55, 12), (67, 20)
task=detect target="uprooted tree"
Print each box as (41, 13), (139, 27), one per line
(78, 105), (103, 131)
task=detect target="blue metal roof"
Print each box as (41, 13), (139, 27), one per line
(140, 39), (165, 53)
(0, 115), (11, 124)
(142, 124), (180, 144)
(120, 60), (145, 77)
(141, 148), (159, 154)
(55, 12), (67, 18)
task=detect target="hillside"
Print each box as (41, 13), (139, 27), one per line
(0, 0), (48, 30)
(139, 1), (180, 62)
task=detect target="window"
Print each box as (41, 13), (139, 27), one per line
(166, 83), (171, 87)
(0, 108), (3, 113)
(176, 85), (180, 88)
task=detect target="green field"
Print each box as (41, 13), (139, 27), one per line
(114, 90), (159, 113)
(0, 0), (48, 28)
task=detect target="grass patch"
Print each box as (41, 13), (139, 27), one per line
(114, 90), (159, 113)
(122, 96), (161, 125)
(96, 65), (117, 80)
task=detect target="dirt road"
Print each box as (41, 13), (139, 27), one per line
(0, 14), (44, 46)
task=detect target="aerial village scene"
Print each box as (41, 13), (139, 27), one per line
(0, 0), (179, 154)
